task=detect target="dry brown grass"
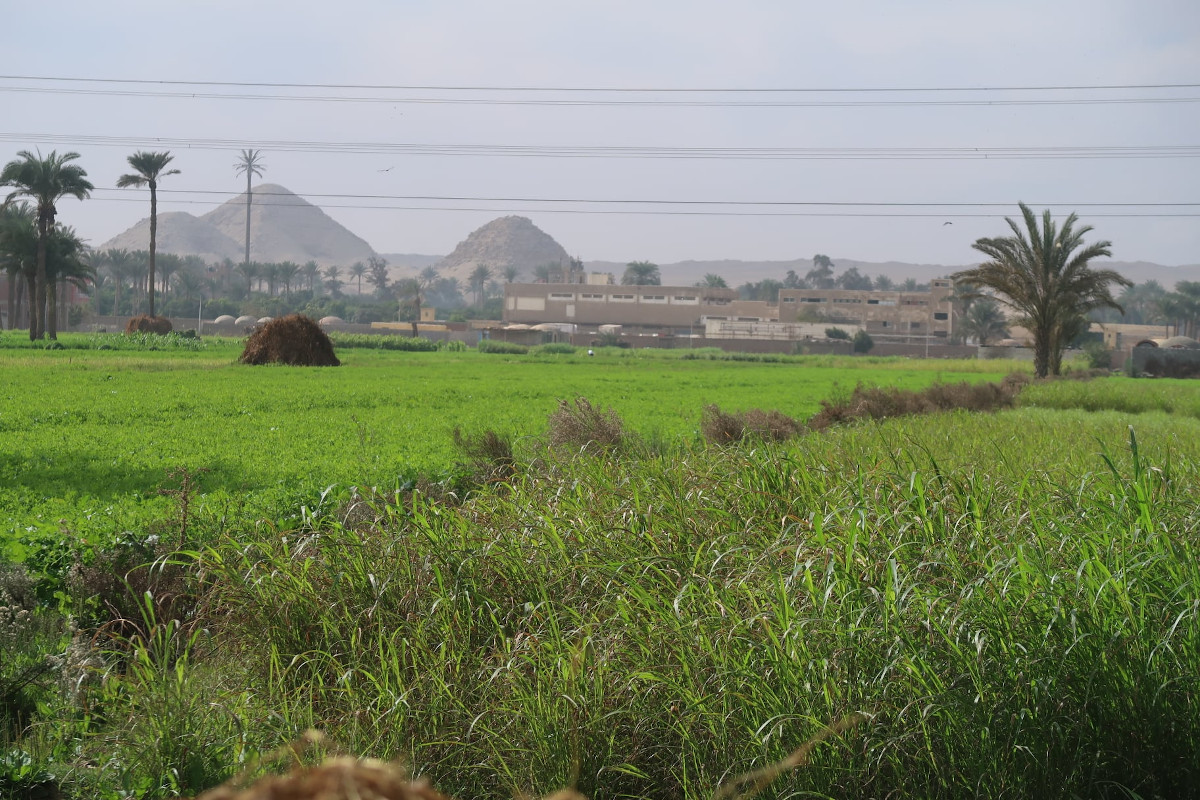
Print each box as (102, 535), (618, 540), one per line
(806, 379), (1022, 432)
(240, 314), (340, 367)
(191, 758), (450, 800)
(125, 314), (173, 334)
(453, 427), (516, 482)
(547, 397), (625, 455)
(701, 405), (804, 445)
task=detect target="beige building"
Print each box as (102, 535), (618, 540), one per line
(503, 278), (957, 343)
(777, 278), (956, 341)
(503, 283), (777, 333)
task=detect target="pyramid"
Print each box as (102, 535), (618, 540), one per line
(100, 184), (377, 267)
(433, 216), (572, 283)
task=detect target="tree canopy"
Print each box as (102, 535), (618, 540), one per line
(621, 261), (661, 286)
(952, 203), (1130, 377)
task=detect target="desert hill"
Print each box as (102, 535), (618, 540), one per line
(101, 211), (243, 265)
(100, 184), (376, 267)
(431, 216), (572, 283)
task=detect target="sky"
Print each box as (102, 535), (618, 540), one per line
(2, 0), (1198, 272)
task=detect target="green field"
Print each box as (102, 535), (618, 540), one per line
(0, 340), (1013, 554)
(3, 338), (1199, 799)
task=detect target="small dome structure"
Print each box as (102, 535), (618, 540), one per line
(318, 316), (344, 326)
(214, 315), (236, 325)
(235, 315), (258, 326)
(258, 317), (273, 324)
(1159, 336), (1200, 349)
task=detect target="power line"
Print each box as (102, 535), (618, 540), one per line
(89, 187), (1200, 207)
(4, 133), (1198, 161)
(4, 74), (1199, 93)
(74, 196), (1200, 218)
(3, 85), (1199, 108)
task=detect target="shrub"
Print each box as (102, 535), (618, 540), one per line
(547, 397), (625, 454)
(807, 379), (1021, 431)
(240, 314), (340, 366)
(124, 315), (173, 335)
(477, 340), (529, 355)
(825, 327), (851, 340)
(452, 428), (516, 483)
(531, 343), (577, 355)
(1083, 340), (1114, 370)
(701, 404), (803, 445)
(437, 339), (468, 352)
(852, 330), (875, 353)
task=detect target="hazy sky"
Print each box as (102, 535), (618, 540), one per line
(2, 0), (1197, 271)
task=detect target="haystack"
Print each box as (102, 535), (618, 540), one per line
(125, 315), (173, 334)
(240, 314), (340, 367)
(192, 757), (448, 800)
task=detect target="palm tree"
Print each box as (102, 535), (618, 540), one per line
(621, 261), (661, 286)
(234, 149), (265, 269)
(960, 297), (1010, 346)
(501, 264), (521, 283)
(807, 254), (835, 289)
(116, 151), (179, 318)
(44, 225), (93, 337)
(349, 261), (366, 294)
(102, 248), (135, 316)
(1, 150), (93, 339)
(696, 273), (728, 288)
(0, 202), (35, 329)
(302, 260), (320, 292)
(952, 203), (1131, 377)
(396, 277), (423, 337)
(469, 263), (492, 307)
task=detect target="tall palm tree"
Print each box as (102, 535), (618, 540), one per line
(234, 149), (265, 269)
(1, 150), (93, 339)
(349, 261), (367, 294)
(960, 296), (1010, 346)
(953, 203), (1130, 377)
(469, 263), (492, 307)
(116, 151), (179, 318)
(0, 202), (36, 329)
(396, 277), (423, 337)
(44, 225), (93, 337)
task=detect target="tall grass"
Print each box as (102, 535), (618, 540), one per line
(188, 410), (1200, 799)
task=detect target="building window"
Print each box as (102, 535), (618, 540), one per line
(802, 297), (824, 303)
(911, 322), (922, 329)
(641, 295), (667, 303)
(580, 293), (605, 301)
(610, 294), (635, 302)
(933, 312), (949, 320)
(549, 292), (574, 300)
(672, 295), (698, 304)
(782, 297), (796, 303)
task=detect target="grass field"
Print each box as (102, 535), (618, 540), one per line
(0, 340), (1015, 556)
(3, 337), (1198, 799)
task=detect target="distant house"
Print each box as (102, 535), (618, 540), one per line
(503, 278), (956, 344)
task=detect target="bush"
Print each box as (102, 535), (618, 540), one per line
(547, 397), (626, 455)
(701, 405), (803, 445)
(124, 315), (173, 335)
(437, 339), (468, 352)
(531, 343), (576, 355)
(807, 379), (1021, 430)
(1083, 341), (1114, 370)
(477, 340), (529, 355)
(852, 330), (875, 353)
(453, 428), (516, 483)
(825, 327), (851, 340)
(240, 314), (340, 366)
(327, 333), (438, 352)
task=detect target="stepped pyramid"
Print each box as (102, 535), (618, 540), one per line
(100, 184), (377, 266)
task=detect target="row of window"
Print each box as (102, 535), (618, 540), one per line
(547, 293), (701, 304)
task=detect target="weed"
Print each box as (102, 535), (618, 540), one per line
(546, 397), (626, 455)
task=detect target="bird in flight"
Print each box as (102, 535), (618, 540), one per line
(378, 166), (394, 172)
(943, 221), (953, 225)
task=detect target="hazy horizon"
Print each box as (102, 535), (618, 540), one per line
(3, 1), (1197, 271)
